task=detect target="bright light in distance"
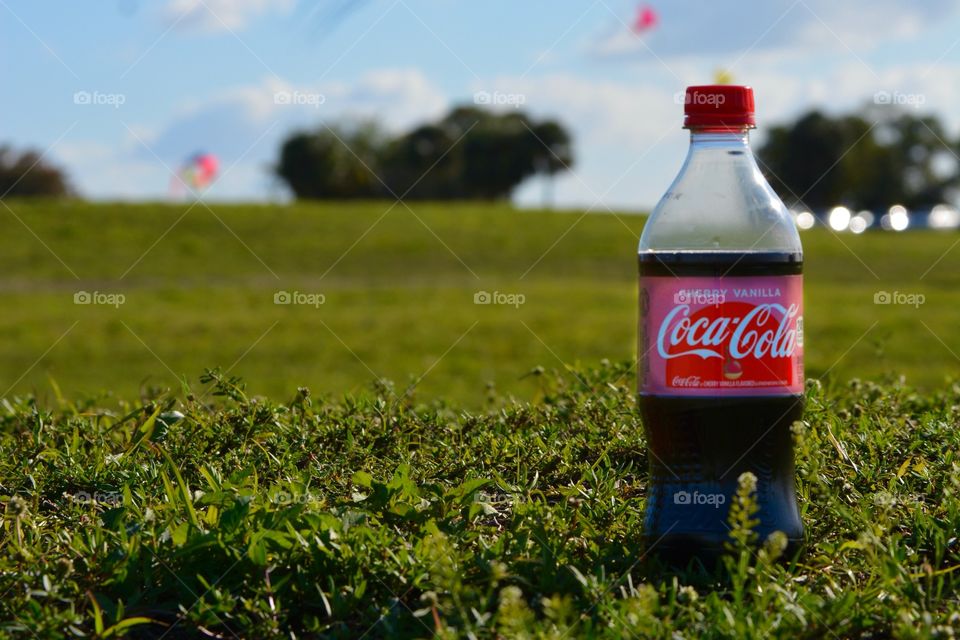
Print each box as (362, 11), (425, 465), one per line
(929, 204), (960, 229)
(828, 206), (851, 231)
(888, 204), (909, 231)
(849, 216), (868, 234)
(794, 210), (815, 230)
(857, 210), (875, 227)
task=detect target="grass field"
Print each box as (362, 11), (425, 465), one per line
(3, 367), (960, 638)
(0, 199), (959, 406)
(3, 200), (960, 637)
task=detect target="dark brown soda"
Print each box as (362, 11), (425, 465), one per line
(638, 251), (803, 561)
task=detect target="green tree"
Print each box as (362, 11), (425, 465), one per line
(275, 123), (386, 200)
(0, 145), (71, 198)
(758, 108), (957, 210)
(380, 124), (461, 199)
(275, 106), (574, 201)
(449, 107), (573, 201)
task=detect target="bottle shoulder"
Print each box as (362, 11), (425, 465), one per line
(638, 153), (801, 254)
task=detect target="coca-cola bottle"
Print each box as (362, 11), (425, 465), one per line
(638, 85), (804, 558)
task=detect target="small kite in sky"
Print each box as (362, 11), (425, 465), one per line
(171, 152), (219, 197)
(632, 4), (658, 35)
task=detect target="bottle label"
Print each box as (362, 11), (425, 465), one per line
(639, 275), (803, 395)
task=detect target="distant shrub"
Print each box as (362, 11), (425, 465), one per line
(0, 144), (72, 198)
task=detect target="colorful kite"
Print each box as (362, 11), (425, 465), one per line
(172, 152), (219, 196)
(632, 4), (658, 34)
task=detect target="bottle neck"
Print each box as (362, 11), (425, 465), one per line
(688, 128), (752, 151)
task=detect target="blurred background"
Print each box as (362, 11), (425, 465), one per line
(2, 0), (960, 404)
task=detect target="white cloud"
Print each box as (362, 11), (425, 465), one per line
(138, 68), (449, 163)
(481, 74), (687, 209)
(164, 0), (296, 32)
(320, 69), (450, 132)
(481, 74), (678, 150)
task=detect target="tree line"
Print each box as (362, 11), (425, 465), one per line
(4, 103), (959, 210)
(758, 108), (957, 210)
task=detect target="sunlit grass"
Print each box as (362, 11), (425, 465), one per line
(2, 366), (959, 636)
(0, 199), (958, 405)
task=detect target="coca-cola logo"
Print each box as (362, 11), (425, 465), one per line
(656, 303), (800, 361)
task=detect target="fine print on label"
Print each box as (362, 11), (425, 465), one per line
(639, 275), (804, 396)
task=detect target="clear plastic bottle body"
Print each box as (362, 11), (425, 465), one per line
(638, 127), (805, 561)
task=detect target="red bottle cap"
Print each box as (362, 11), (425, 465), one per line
(683, 85), (755, 129)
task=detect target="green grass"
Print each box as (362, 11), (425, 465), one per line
(3, 201), (960, 637)
(0, 199), (959, 406)
(2, 367), (960, 638)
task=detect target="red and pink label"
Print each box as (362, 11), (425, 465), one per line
(639, 275), (803, 395)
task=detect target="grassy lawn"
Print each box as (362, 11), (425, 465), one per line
(2, 201), (960, 637)
(0, 199), (958, 406)
(2, 367), (959, 637)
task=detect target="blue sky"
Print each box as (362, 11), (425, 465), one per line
(5, 0), (960, 209)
